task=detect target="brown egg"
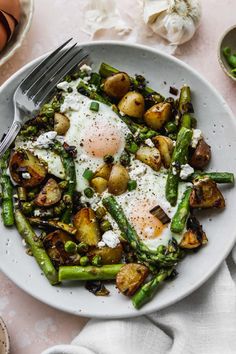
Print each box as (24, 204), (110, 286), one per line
(1, 10), (16, 40)
(0, 20), (7, 51)
(0, 0), (21, 23)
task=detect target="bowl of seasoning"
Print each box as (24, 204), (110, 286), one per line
(218, 25), (236, 82)
(0, 0), (34, 66)
(0, 317), (10, 354)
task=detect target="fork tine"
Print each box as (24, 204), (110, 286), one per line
(20, 38), (72, 92)
(34, 49), (89, 107)
(27, 43), (78, 98)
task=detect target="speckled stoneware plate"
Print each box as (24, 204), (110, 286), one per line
(0, 0), (34, 66)
(0, 317), (10, 354)
(0, 41), (236, 319)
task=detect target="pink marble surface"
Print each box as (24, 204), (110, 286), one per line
(0, 1), (236, 353)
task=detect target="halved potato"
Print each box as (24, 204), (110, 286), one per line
(116, 263), (149, 296)
(103, 72), (131, 99)
(73, 208), (101, 246)
(90, 177), (108, 194)
(43, 230), (76, 266)
(108, 164), (129, 195)
(136, 146), (161, 171)
(144, 102), (171, 130)
(190, 178), (225, 209)
(94, 164), (112, 181)
(87, 244), (123, 265)
(35, 178), (62, 207)
(9, 149), (47, 187)
(118, 91), (145, 119)
(152, 136), (174, 168)
(54, 113), (70, 135)
(190, 139), (211, 170)
(180, 230), (208, 249)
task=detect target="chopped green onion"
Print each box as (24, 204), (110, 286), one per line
(90, 101), (100, 112)
(128, 180), (137, 191)
(83, 168), (94, 181)
(84, 187), (94, 198)
(126, 141), (139, 154)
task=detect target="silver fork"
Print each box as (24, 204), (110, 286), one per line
(0, 39), (89, 158)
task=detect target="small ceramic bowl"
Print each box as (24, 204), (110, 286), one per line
(218, 25), (236, 82)
(0, 317), (10, 354)
(0, 0), (34, 66)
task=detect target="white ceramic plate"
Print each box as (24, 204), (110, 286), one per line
(0, 42), (236, 319)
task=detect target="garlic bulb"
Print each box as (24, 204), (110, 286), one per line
(143, 0), (201, 45)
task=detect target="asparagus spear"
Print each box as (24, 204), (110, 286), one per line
(53, 142), (76, 223)
(170, 188), (192, 234)
(28, 217), (77, 235)
(99, 62), (164, 100)
(132, 268), (174, 309)
(181, 114), (192, 129)
(179, 86), (191, 114)
(188, 172), (234, 184)
(102, 196), (184, 268)
(15, 209), (58, 285)
(165, 127), (193, 206)
(59, 264), (124, 281)
(0, 151), (14, 226)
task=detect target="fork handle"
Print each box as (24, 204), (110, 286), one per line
(0, 121), (22, 158)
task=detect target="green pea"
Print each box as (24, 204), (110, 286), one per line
(165, 121), (177, 133)
(80, 256), (89, 266)
(64, 241), (77, 254)
(77, 242), (89, 254)
(91, 255), (102, 267)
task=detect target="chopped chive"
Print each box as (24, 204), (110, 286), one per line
(84, 187), (94, 198)
(126, 141), (139, 154)
(83, 168), (94, 181)
(128, 180), (137, 191)
(90, 101), (99, 112)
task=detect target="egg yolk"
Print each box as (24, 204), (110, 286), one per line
(82, 121), (124, 158)
(130, 199), (166, 240)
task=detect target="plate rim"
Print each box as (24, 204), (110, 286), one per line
(1, 40), (236, 319)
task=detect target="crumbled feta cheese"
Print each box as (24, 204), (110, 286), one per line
(22, 239), (26, 246)
(119, 111), (125, 117)
(82, 76), (91, 83)
(57, 81), (70, 92)
(80, 64), (92, 73)
(34, 209), (41, 217)
(191, 129), (202, 148)
(98, 230), (120, 248)
(172, 167), (178, 175)
(180, 164), (194, 180)
(34, 131), (57, 149)
(98, 241), (106, 248)
(60, 92), (81, 113)
(22, 172), (31, 179)
(145, 138), (154, 147)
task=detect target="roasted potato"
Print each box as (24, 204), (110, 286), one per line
(73, 208), (101, 246)
(90, 177), (108, 194)
(87, 244), (123, 264)
(35, 178), (62, 207)
(190, 139), (211, 170)
(43, 230), (78, 266)
(103, 72), (131, 99)
(94, 164), (112, 180)
(136, 146), (161, 171)
(152, 136), (174, 168)
(9, 149), (47, 187)
(118, 91), (145, 119)
(54, 113), (70, 135)
(116, 263), (149, 296)
(190, 178), (225, 209)
(108, 164), (129, 195)
(144, 102), (171, 130)
(180, 230), (208, 249)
